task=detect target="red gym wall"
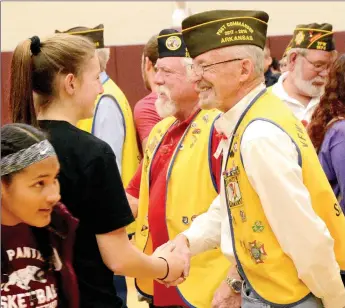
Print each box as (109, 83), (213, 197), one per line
(2, 31), (345, 126)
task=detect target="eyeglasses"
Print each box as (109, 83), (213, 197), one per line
(300, 54), (331, 73)
(189, 58), (243, 77)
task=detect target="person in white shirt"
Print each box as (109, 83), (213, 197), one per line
(161, 10), (345, 308)
(271, 23), (337, 125)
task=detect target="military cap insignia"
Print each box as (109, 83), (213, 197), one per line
(166, 36), (182, 51)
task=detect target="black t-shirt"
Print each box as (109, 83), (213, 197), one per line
(39, 120), (134, 308)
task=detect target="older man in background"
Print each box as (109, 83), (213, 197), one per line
(271, 23), (337, 125)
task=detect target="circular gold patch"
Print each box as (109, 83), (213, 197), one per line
(166, 36), (182, 51)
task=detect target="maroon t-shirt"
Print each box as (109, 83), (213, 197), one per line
(134, 92), (162, 153)
(1, 224), (59, 308)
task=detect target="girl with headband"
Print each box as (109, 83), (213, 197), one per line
(1, 123), (79, 307)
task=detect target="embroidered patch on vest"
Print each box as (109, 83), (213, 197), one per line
(252, 221), (264, 232)
(248, 240), (267, 264)
(233, 141), (238, 152)
(223, 166), (243, 207)
(143, 151), (150, 173)
(192, 128), (201, 134)
(148, 136), (159, 153)
(202, 114), (209, 123)
(182, 216), (189, 224)
(239, 210), (247, 222)
(191, 215), (198, 222)
(141, 225), (149, 236)
(190, 135), (198, 148)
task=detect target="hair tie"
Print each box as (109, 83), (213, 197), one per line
(30, 36), (41, 56)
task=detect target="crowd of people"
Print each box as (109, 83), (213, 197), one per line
(1, 8), (345, 308)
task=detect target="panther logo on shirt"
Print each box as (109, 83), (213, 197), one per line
(2, 265), (46, 291)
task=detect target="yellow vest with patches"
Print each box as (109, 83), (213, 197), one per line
(224, 89), (345, 305)
(135, 109), (230, 308)
(78, 77), (140, 235)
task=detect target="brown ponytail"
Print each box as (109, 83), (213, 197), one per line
(10, 33), (95, 127)
(10, 39), (37, 126)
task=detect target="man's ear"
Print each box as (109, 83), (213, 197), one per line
(238, 59), (253, 83)
(145, 57), (152, 71)
(288, 52), (298, 71)
(63, 73), (77, 95)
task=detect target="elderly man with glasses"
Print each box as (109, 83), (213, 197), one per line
(167, 10), (345, 308)
(127, 28), (231, 308)
(270, 23), (337, 126)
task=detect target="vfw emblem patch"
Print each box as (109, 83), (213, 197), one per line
(224, 166), (242, 207)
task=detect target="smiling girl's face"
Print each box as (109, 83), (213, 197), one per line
(1, 156), (61, 227)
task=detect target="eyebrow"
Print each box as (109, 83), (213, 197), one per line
(33, 170), (60, 179)
(33, 174), (53, 179)
(155, 65), (175, 72)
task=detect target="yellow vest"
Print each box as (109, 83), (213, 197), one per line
(224, 89), (345, 305)
(135, 109), (230, 308)
(78, 76), (140, 235)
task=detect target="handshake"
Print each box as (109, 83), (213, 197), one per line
(152, 234), (191, 287)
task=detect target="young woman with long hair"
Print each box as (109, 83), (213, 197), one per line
(10, 34), (184, 307)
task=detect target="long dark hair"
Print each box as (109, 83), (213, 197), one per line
(1, 123), (54, 281)
(308, 54), (345, 150)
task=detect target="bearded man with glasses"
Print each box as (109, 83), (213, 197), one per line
(127, 28), (231, 308)
(271, 23), (337, 126)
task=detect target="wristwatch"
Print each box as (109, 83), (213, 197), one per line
(225, 277), (242, 294)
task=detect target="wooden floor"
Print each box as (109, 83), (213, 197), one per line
(126, 278), (149, 308)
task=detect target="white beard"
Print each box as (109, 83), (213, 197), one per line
(294, 59), (326, 98)
(155, 86), (177, 118)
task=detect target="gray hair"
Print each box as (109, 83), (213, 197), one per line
(96, 48), (110, 71)
(219, 45), (264, 76)
(286, 47), (338, 64)
(181, 57), (193, 76)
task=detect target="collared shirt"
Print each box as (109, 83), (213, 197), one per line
(271, 72), (320, 123)
(126, 108), (222, 306)
(183, 83), (345, 308)
(93, 71), (125, 174)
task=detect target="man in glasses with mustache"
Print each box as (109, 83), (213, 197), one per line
(271, 23), (337, 126)
(126, 29), (230, 308)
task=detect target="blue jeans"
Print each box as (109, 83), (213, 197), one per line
(241, 282), (323, 308)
